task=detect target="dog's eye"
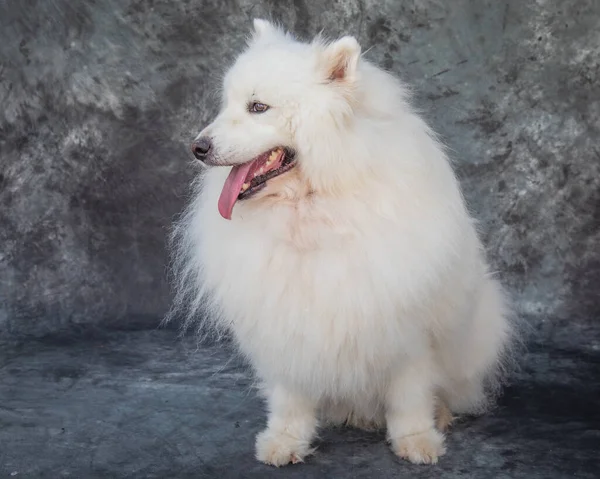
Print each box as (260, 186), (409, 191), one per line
(248, 102), (270, 114)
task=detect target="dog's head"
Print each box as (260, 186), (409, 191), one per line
(192, 19), (366, 220)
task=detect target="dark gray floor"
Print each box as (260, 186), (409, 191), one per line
(1, 330), (599, 478)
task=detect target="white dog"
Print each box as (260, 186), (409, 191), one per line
(169, 19), (516, 466)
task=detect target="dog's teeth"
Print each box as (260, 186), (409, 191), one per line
(241, 182), (250, 191)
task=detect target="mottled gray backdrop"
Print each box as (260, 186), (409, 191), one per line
(1, 0), (598, 343)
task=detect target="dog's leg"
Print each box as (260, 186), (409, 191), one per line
(255, 384), (318, 467)
(385, 356), (446, 464)
(434, 396), (454, 432)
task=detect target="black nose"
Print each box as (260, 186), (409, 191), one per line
(191, 137), (212, 160)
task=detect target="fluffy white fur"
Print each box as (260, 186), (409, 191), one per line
(168, 19), (516, 466)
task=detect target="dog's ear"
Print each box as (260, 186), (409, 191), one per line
(320, 36), (361, 83)
(252, 18), (280, 40)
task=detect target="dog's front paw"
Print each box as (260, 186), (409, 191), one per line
(391, 428), (446, 465)
(255, 428), (312, 467)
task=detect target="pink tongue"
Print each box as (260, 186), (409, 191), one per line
(218, 162), (254, 220)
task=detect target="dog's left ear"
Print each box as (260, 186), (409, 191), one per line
(320, 36), (361, 83)
(252, 18), (281, 41)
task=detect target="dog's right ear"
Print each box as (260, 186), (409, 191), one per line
(316, 36), (361, 84)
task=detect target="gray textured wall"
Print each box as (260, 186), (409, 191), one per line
(1, 0), (598, 341)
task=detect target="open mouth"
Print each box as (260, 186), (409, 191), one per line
(218, 147), (296, 220)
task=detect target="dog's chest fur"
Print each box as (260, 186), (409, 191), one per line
(199, 186), (432, 399)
